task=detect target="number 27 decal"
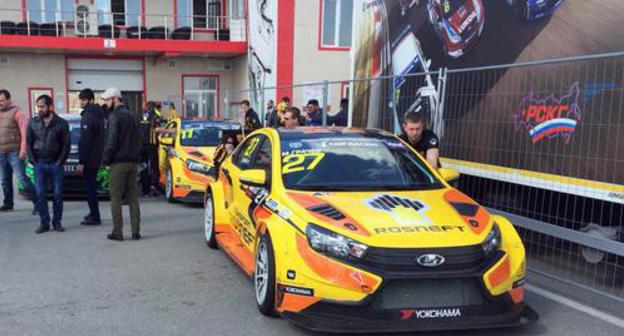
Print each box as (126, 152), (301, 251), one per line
(282, 152), (325, 174)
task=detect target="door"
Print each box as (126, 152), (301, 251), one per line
(158, 120), (178, 185)
(122, 91), (144, 117)
(236, 136), (272, 252)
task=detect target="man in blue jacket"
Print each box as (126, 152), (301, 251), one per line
(77, 89), (105, 226)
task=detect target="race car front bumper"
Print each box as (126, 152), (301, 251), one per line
(278, 235), (537, 333)
(283, 301), (537, 333)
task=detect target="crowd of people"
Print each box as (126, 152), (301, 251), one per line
(0, 88), (439, 239)
(0, 87), (143, 240)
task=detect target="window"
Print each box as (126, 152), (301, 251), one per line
(233, 135), (262, 170)
(26, 0), (73, 23)
(251, 138), (272, 171)
(95, 0), (142, 26)
(320, 0), (353, 49)
(176, 0), (224, 28)
(182, 76), (218, 119)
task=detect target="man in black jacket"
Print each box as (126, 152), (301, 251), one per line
(27, 95), (70, 234)
(139, 101), (162, 197)
(77, 89), (105, 226)
(240, 100), (261, 133)
(101, 88), (142, 241)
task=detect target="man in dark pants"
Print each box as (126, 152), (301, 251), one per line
(139, 101), (162, 197)
(26, 95), (70, 234)
(101, 88), (142, 241)
(77, 89), (105, 226)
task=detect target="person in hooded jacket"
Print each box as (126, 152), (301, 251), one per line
(77, 89), (106, 226)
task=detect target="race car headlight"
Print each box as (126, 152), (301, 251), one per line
(482, 223), (502, 255)
(306, 224), (368, 260)
(185, 159), (212, 175)
(443, 21), (462, 44)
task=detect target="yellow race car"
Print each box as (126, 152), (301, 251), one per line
(158, 118), (241, 203)
(203, 127), (537, 333)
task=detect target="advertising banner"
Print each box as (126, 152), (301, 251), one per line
(247, 0), (278, 107)
(350, 0), (624, 203)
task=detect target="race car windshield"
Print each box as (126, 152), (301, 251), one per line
(440, 0), (464, 18)
(280, 134), (443, 191)
(179, 126), (221, 147)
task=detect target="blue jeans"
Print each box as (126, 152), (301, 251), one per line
(34, 162), (64, 227)
(0, 151), (36, 208)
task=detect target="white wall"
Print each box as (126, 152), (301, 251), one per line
(0, 53), (66, 117)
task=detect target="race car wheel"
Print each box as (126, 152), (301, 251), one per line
(165, 168), (175, 203)
(254, 232), (277, 316)
(513, 0), (529, 21)
(204, 191), (218, 249)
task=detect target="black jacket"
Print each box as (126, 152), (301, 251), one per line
(267, 109), (282, 128)
(103, 105), (141, 165)
(245, 109), (261, 131)
(27, 113), (70, 165)
(79, 103), (106, 168)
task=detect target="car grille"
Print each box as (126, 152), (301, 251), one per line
(372, 278), (486, 310)
(359, 244), (495, 276)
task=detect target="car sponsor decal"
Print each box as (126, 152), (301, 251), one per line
(366, 194), (432, 225)
(514, 82), (582, 144)
(277, 284), (314, 297)
(374, 225), (465, 234)
(457, 10), (477, 34)
(400, 308), (462, 320)
(282, 152), (325, 174)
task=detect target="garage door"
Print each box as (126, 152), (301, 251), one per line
(67, 59), (143, 91)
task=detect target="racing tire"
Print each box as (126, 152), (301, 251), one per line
(513, 0), (529, 21)
(254, 231), (278, 317)
(204, 191), (218, 249)
(165, 167), (176, 203)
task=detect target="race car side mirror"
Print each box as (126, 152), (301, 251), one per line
(239, 169), (267, 187)
(439, 167), (460, 183)
(159, 136), (174, 146)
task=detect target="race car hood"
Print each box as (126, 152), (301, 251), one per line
(447, 1), (480, 36)
(286, 188), (493, 248)
(180, 146), (216, 165)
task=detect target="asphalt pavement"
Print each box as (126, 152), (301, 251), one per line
(1, 196), (623, 336)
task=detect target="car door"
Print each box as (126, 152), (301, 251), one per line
(238, 136), (273, 251)
(158, 121), (178, 182)
(227, 134), (265, 249)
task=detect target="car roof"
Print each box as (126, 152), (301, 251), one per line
(58, 113), (81, 121)
(276, 127), (392, 140)
(180, 119), (242, 129)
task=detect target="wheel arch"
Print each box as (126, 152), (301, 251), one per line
(206, 181), (228, 226)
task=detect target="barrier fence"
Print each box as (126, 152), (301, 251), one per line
(215, 52), (624, 300)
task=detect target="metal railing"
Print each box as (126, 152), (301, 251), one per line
(0, 8), (246, 41)
(212, 52), (624, 301)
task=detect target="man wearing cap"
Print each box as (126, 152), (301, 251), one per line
(101, 88), (142, 241)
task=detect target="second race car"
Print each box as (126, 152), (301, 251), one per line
(203, 127), (537, 333)
(427, 0), (485, 58)
(158, 118), (241, 203)
(505, 0), (565, 21)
